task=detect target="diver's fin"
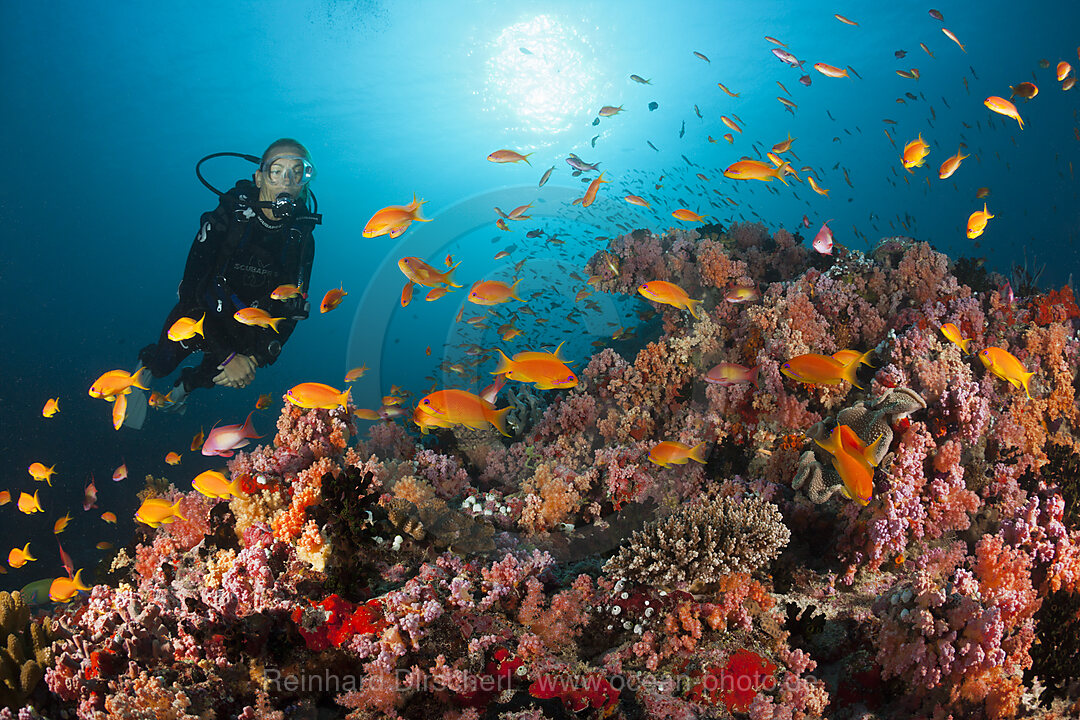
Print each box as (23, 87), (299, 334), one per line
(123, 387), (148, 430)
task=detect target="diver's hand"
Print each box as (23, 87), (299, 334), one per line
(213, 354), (256, 388)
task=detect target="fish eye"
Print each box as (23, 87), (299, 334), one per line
(422, 399), (430, 404)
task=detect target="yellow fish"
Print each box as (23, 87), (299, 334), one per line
(648, 441), (707, 468)
(815, 425), (883, 505)
(53, 513), (72, 534)
(901, 133), (930, 171)
(135, 498), (188, 528)
(7, 544), (35, 568)
(416, 390), (511, 437)
(285, 382), (351, 410)
(468, 279), (523, 305)
(17, 491), (43, 514)
(940, 323), (972, 354)
(978, 347), (1035, 399)
(28, 463), (56, 486)
(233, 307), (284, 332)
(49, 569), (92, 603)
(967, 203), (994, 239)
(638, 281), (703, 319)
(42, 398), (60, 418)
(167, 313), (206, 342)
(192, 470), (245, 499)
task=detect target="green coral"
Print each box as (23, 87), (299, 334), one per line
(0, 590), (56, 709)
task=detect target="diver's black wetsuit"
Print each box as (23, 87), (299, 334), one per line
(140, 180), (316, 392)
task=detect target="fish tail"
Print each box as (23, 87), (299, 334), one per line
(684, 298), (702, 319)
(73, 568), (91, 591)
(1022, 371), (1035, 399)
(960, 337), (972, 355)
(131, 366), (150, 391)
(842, 357), (863, 389)
(489, 406), (512, 437)
(242, 411), (263, 439)
(856, 349), (876, 367)
(171, 499), (188, 522)
(509, 278), (523, 301)
(194, 312), (206, 337)
(814, 427), (842, 456)
(523, 153), (533, 166)
(409, 195), (432, 222)
(688, 442), (709, 464)
(444, 261), (463, 288)
(749, 365), (760, 388)
(341, 386), (352, 408)
(774, 167), (789, 185)
(267, 316), (282, 333)
(228, 476), (245, 496)
(493, 349), (515, 375)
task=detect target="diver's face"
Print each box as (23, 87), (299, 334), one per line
(256, 152), (307, 200)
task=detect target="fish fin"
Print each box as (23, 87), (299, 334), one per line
(685, 298), (702, 319)
(1022, 371), (1035, 399)
(523, 153), (533, 166)
(688, 442), (708, 464)
(856, 349), (876, 367)
(242, 411), (262, 439)
(509, 278), (523, 301)
(267, 316), (282, 333)
(489, 406), (512, 437)
(131, 366), (150, 391)
(960, 337), (971, 355)
(341, 386), (352, 408)
(864, 434), (886, 467)
(814, 426), (843, 456)
(774, 167), (789, 185)
(194, 313), (206, 337)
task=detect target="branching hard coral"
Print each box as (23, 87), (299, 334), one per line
(603, 494), (790, 593)
(0, 592), (55, 710)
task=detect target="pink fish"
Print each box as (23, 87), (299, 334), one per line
(201, 411), (263, 458)
(1001, 281), (1014, 306)
(112, 462), (127, 482)
(83, 475), (98, 511)
(481, 373), (507, 404)
(704, 363), (759, 387)
(813, 220), (834, 255)
(57, 538), (75, 580)
(771, 48), (804, 68)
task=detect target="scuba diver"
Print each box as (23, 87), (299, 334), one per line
(125, 138), (322, 429)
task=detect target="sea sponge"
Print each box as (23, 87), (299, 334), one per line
(0, 590), (56, 709)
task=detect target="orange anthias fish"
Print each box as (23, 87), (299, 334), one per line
(807, 176), (830, 196)
(320, 286), (348, 313)
(234, 307), (283, 332)
(401, 281), (414, 307)
(416, 389), (511, 437)
(834, 13), (858, 26)
(192, 470), (245, 500)
(344, 365), (369, 382)
(255, 393), (272, 409)
(191, 428), (206, 452)
(492, 349), (578, 390)
(468, 279), (523, 305)
(771, 133), (796, 153)
(721, 116), (742, 133)
(8, 544), (35, 568)
(399, 257), (462, 288)
(167, 313), (206, 342)
(815, 425), (883, 505)
(967, 203), (994, 239)
(165, 451), (182, 465)
(940, 323), (972, 354)
(580, 172), (610, 207)
(781, 353), (862, 388)
(724, 160), (788, 184)
(101, 512), (117, 523)
(648, 441), (708, 468)
(88, 368), (149, 400)
(42, 397), (59, 418)
(112, 463), (127, 482)
(49, 569), (92, 603)
(487, 149), (533, 165)
(111, 392), (128, 431)
(832, 349), (875, 368)
(978, 347), (1035, 399)
(286, 382), (351, 410)
(724, 285), (760, 304)
(625, 195), (651, 208)
(271, 283), (303, 300)
(813, 62), (849, 78)
(17, 491), (43, 514)
(901, 133), (930, 171)
(28, 463), (55, 486)
(362, 195), (433, 238)
(672, 208), (708, 223)
(638, 280), (702, 318)
(135, 498), (187, 528)
(1058, 61), (1073, 82)
(53, 513), (71, 534)
(938, 148), (970, 179)
(704, 363), (758, 387)
(984, 96), (1023, 129)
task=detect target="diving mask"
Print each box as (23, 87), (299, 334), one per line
(262, 154), (316, 186)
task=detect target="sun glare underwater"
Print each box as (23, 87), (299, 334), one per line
(3, 1), (1080, 718)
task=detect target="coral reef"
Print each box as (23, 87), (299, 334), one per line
(0, 592), (55, 710)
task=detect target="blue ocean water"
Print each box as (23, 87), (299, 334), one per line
(1, 0), (1077, 592)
